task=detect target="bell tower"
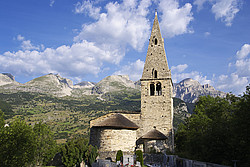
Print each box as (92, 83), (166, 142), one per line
(139, 11), (174, 151)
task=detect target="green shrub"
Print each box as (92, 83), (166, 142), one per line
(135, 150), (143, 166)
(116, 150), (123, 162)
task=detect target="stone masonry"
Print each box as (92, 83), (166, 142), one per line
(89, 11), (174, 160)
(139, 11), (174, 151)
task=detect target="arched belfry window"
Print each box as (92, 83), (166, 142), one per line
(154, 70), (157, 78)
(156, 82), (162, 95)
(150, 83), (155, 96)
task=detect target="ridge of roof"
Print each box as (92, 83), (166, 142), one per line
(141, 128), (167, 140)
(92, 113), (139, 130)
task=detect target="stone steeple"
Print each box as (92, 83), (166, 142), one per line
(139, 11), (174, 152)
(141, 11), (171, 80)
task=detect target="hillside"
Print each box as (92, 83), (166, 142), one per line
(0, 73), (226, 142)
(0, 91), (191, 142)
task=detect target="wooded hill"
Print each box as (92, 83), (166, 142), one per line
(0, 90), (193, 143)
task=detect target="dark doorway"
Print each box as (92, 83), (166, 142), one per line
(150, 84), (155, 96)
(156, 82), (162, 95)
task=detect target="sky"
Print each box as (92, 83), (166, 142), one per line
(0, 0), (249, 95)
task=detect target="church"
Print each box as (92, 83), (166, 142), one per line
(89, 11), (174, 161)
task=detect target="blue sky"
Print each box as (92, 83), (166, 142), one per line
(0, 0), (249, 94)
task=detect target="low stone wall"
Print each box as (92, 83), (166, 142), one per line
(143, 154), (230, 167)
(176, 157), (230, 167)
(92, 159), (116, 167)
(144, 153), (166, 166)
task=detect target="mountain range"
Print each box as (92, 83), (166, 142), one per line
(0, 73), (227, 103)
(0, 73), (228, 140)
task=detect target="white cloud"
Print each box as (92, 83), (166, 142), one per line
(74, 0), (152, 51)
(236, 44), (250, 59)
(16, 35), (43, 51)
(233, 44), (250, 78)
(170, 44), (250, 94)
(113, 59), (145, 81)
(211, 0), (240, 26)
(17, 35), (25, 41)
(0, 40), (123, 82)
(172, 70), (212, 85)
(194, 0), (241, 26)
(171, 64), (188, 72)
(158, 0), (194, 38)
(204, 31), (211, 36)
(235, 58), (250, 77)
(194, 0), (208, 11)
(74, 0), (101, 19)
(21, 40), (41, 51)
(50, 0), (55, 7)
(215, 73), (248, 95)
(214, 44), (250, 94)
(171, 63), (211, 85)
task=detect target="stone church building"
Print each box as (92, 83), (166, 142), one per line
(90, 11), (174, 160)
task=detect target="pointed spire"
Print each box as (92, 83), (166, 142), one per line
(141, 11), (171, 80)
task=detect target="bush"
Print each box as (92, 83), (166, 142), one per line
(135, 150), (143, 166)
(116, 150), (123, 162)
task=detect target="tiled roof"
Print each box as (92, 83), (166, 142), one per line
(92, 113), (139, 130)
(141, 129), (167, 140)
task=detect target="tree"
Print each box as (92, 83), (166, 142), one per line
(0, 109), (4, 127)
(61, 137), (89, 167)
(116, 150), (123, 162)
(33, 121), (57, 166)
(85, 145), (98, 167)
(135, 150), (144, 166)
(232, 85), (250, 166)
(175, 95), (238, 165)
(0, 100), (13, 118)
(0, 119), (36, 167)
(175, 110), (212, 160)
(175, 85), (250, 166)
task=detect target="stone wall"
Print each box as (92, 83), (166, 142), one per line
(90, 127), (137, 160)
(140, 79), (174, 150)
(139, 13), (174, 152)
(144, 140), (168, 153)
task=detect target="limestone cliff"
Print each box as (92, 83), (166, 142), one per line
(173, 78), (226, 103)
(0, 73), (18, 86)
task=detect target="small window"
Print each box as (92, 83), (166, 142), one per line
(156, 82), (162, 95)
(155, 38), (158, 45)
(154, 70), (157, 78)
(150, 84), (155, 96)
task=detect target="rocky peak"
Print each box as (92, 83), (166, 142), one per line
(174, 78), (226, 103)
(26, 73), (72, 87)
(21, 73), (73, 96)
(0, 73), (17, 86)
(179, 78), (200, 87)
(74, 81), (95, 88)
(2, 73), (15, 81)
(92, 75), (139, 94)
